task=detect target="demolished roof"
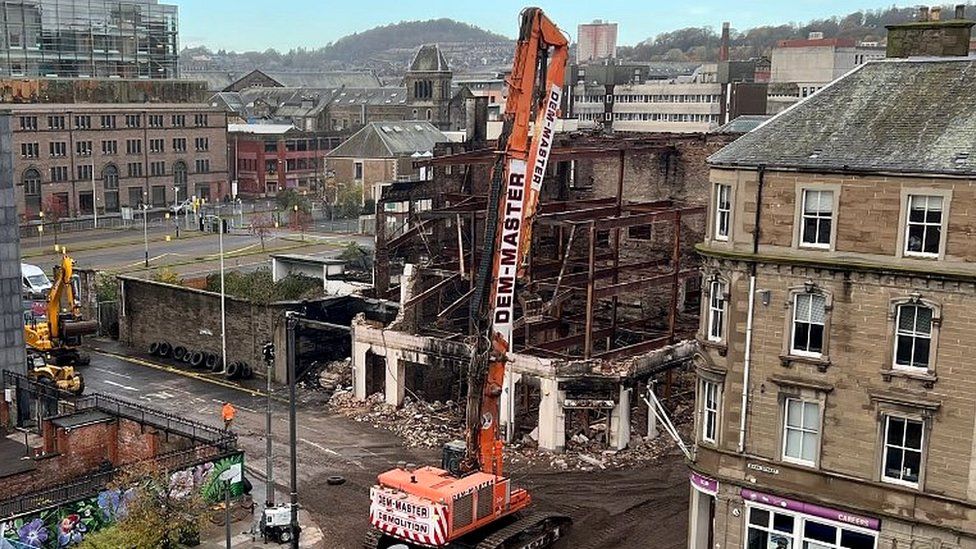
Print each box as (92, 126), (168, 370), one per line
(326, 121), (448, 158)
(709, 58), (976, 175)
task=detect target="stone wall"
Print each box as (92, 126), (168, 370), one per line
(0, 111), (24, 374)
(118, 276), (290, 377)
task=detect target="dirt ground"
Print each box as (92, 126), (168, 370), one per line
(294, 420), (690, 549)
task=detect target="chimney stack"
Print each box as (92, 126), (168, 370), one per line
(886, 5), (974, 57)
(719, 22), (730, 62)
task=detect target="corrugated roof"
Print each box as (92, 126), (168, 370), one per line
(327, 121), (448, 158)
(709, 58), (976, 175)
(183, 69), (381, 91)
(228, 123), (296, 135)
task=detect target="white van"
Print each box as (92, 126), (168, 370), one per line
(21, 263), (52, 299)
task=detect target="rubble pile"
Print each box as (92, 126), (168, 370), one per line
(329, 392), (465, 448)
(301, 358), (353, 392)
(507, 403), (694, 471)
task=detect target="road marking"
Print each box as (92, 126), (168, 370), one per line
(298, 437), (339, 456)
(103, 379), (139, 392)
(91, 349), (275, 400)
(92, 367), (132, 379)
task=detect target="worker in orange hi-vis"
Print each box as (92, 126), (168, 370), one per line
(222, 401), (236, 431)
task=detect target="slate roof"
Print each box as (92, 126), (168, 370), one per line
(713, 115), (771, 134)
(327, 121), (448, 159)
(183, 69), (381, 91)
(709, 58), (976, 175)
(410, 44), (450, 72)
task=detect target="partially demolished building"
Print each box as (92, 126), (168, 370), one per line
(352, 129), (738, 452)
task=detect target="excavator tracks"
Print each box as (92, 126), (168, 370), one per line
(363, 527), (383, 549)
(474, 512), (571, 549)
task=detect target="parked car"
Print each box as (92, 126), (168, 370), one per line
(21, 263), (51, 299)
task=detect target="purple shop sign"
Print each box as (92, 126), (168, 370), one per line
(740, 489), (880, 531)
(689, 472), (718, 495)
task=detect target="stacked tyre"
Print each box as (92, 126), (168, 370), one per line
(148, 341), (173, 358)
(225, 361), (253, 381)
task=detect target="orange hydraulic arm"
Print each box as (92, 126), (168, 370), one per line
(465, 7), (568, 477)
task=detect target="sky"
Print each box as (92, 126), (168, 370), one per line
(172, 0), (920, 52)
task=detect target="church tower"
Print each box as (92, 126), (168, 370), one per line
(404, 44), (453, 130)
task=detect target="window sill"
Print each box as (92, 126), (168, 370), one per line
(903, 252), (941, 261)
(697, 337), (727, 356)
(779, 354), (830, 372)
(880, 368), (937, 388)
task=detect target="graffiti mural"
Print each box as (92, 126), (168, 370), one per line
(0, 452), (244, 548)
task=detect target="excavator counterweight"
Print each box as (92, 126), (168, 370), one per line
(366, 7), (570, 549)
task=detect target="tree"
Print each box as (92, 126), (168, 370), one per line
(275, 189), (311, 214)
(338, 242), (373, 271)
(335, 183), (364, 219)
(150, 268), (182, 286)
(251, 214), (276, 251)
(77, 463), (204, 549)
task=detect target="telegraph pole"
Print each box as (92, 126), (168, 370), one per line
(262, 342), (275, 508)
(285, 312), (300, 548)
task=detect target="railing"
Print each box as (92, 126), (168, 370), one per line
(2, 371), (236, 450)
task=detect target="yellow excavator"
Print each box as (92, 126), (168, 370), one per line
(23, 253), (97, 368)
(26, 352), (84, 395)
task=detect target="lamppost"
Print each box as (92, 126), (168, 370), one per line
(142, 202), (149, 267)
(216, 202), (227, 373)
(91, 166), (98, 230)
(37, 211), (44, 248)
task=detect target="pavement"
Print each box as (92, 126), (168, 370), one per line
(19, 223), (373, 277)
(80, 339), (433, 548)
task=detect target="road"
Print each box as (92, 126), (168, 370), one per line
(77, 341), (691, 548)
(20, 224), (373, 278)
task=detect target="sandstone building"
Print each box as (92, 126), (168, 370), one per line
(689, 23), (976, 549)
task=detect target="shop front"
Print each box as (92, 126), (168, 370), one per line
(741, 489), (879, 549)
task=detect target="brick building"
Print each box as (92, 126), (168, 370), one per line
(228, 123), (343, 197)
(11, 102), (228, 220)
(689, 21), (976, 549)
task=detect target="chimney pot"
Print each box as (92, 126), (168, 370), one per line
(919, 6), (930, 21)
(955, 4), (965, 19)
(931, 6), (942, 20)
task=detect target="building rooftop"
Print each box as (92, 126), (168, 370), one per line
(227, 123), (296, 135)
(5, 102), (218, 112)
(182, 69), (382, 92)
(327, 121), (448, 158)
(709, 58), (976, 175)
(410, 44), (451, 72)
(713, 115), (771, 134)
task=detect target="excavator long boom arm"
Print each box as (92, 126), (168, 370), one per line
(465, 7), (568, 476)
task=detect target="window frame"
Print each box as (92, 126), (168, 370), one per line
(883, 296), (942, 378)
(880, 414), (925, 489)
(799, 189), (834, 249)
(706, 279), (727, 343)
(745, 503), (878, 549)
(699, 379), (720, 445)
(897, 189), (950, 260)
(781, 397), (821, 467)
(788, 291), (829, 359)
(792, 183), (840, 251)
(713, 183), (732, 242)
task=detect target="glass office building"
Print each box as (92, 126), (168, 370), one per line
(0, 0), (178, 79)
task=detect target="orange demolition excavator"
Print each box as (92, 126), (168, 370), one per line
(366, 8), (570, 549)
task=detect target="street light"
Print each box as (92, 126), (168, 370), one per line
(216, 202), (228, 375)
(142, 203), (149, 267)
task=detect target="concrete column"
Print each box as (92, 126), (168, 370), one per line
(352, 338), (369, 401)
(499, 370), (522, 443)
(537, 377), (565, 452)
(384, 352), (405, 406)
(687, 485), (713, 549)
(610, 386), (631, 451)
(647, 385), (660, 440)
